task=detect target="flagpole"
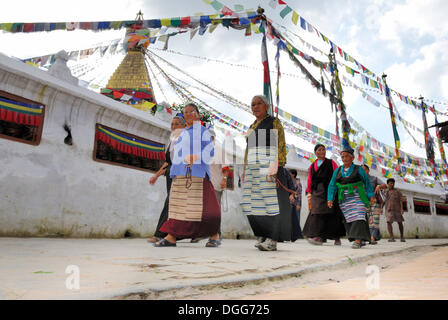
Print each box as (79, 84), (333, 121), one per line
(258, 6), (275, 117)
(327, 63), (339, 137)
(419, 96), (438, 180)
(329, 48), (349, 148)
(433, 107), (448, 182)
(382, 74), (401, 166)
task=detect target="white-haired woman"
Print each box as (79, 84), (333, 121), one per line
(147, 114), (186, 243)
(241, 95), (299, 251)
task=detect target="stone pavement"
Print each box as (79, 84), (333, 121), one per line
(0, 237), (447, 300)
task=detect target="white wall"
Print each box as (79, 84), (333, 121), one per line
(0, 58), (172, 238)
(1, 54), (447, 238)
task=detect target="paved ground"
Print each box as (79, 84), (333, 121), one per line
(0, 237), (447, 300)
(240, 246), (448, 300)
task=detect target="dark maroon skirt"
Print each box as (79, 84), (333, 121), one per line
(159, 175), (221, 239)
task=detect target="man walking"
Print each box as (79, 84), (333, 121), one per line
(383, 178), (405, 242)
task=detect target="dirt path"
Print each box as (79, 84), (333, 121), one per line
(167, 245), (448, 300)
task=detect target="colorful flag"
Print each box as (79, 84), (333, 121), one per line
(291, 11), (299, 25)
(279, 6), (293, 18)
(261, 31), (273, 116)
(300, 17), (306, 30)
(420, 100), (437, 178)
(434, 112), (448, 168)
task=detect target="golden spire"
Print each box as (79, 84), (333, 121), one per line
(102, 10), (156, 106)
(106, 50), (153, 92)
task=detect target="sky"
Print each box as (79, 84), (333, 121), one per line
(1, 0), (448, 162)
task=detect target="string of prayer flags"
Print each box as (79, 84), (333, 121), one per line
(0, 12), (259, 33)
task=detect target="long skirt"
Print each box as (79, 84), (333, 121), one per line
(291, 206), (303, 240)
(345, 219), (371, 242)
(243, 166), (296, 242)
(153, 175), (172, 239)
(159, 175), (220, 239)
(302, 195), (346, 240)
(340, 190), (371, 242)
(302, 212), (346, 240)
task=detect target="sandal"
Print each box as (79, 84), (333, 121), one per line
(352, 241), (362, 249)
(205, 239), (220, 247)
(147, 236), (161, 243)
(307, 237), (323, 246)
(190, 238), (201, 243)
(153, 238), (176, 247)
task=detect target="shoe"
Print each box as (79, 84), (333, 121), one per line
(147, 236), (161, 243)
(258, 238), (277, 251)
(334, 239), (342, 246)
(388, 238), (396, 242)
(307, 237), (323, 246)
(190, 238), (201, 243)
(370, 240), (378, 245)
(400, 238), (406, 242)
(352, 241), (362, 249)
(153, 238), (176, 247)
(205, 239), (220, 247)
(254, 237), (266, 248)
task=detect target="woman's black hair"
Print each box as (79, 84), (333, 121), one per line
(387, 178), (395, 184)
(184, 103), (200, 114)
(314, 144), (325, 152)
(289, 169), (298, 178)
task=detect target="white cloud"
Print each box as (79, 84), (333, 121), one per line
(385, 39), (448, 99)
(378, 0), (448, 53)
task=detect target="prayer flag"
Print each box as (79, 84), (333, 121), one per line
(211, 0), (224, 11)
(209, 23), (219, 33)
(384, 83), (400, 157)
(279, 6), (293, 18)
(180, 16), (191, 25)
(291, 11), (299, 25)
(66, 22), (79, 31)
(307, 22), (314, 33)
(190, 28), (199, 39)
(300, 17), (306, 30)
(234, 4), (244, 11)
(346, 66), (355, 76)
(199, 24), (208, 35)
(434, 112), (448, 175)
(161, 19), (171, 26)
(221, 6), (233, 16)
